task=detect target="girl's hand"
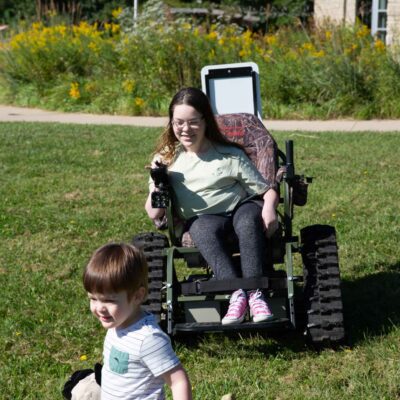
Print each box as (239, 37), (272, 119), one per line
(262, 189), (279, 238)
(150, 154), (164, 169)
(262, 206), (278, 238)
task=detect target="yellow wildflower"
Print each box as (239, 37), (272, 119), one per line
(239, 48), (251, 58)
(242, 30), (253, 43)
(344, 348), (353, 353)
(54, 25), (67, 37)
(312, 50), (325, 58)
(32, 22), (43, 31)
(80, 354), (88, 361)
(263, 51), (273, 62)
(111, 23), (120, 35)
(264, 34), (277, 46)
(374, 39), (385, 52)
(134, 97), (145, 107)
(301, 42), (315, 52)
(112, 7), (123, 19)
(325, 31), (332, 40)
(69, 82), (81, 100)
(88, 42), (99, 53)
(344, 44), (358, 55)
(206, 31), (218, 41)
(73, 21), (100, 38)
(73, 22), (89, 36)
(356, 25), (370, 38)
(123, 80), (135, 94)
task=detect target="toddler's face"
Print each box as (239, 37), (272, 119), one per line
(88, 290), (142, 330)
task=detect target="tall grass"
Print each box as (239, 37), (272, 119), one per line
(1, 121), (399, 399)
(0, 1), (400, 119)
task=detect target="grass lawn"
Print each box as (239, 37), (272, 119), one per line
(1, 122), (399, 399)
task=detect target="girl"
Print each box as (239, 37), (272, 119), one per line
(145, 87), (279, 325)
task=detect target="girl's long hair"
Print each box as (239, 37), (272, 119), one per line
(154, 87), (242, 164)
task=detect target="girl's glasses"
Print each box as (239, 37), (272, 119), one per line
(172, 117), (203, 130)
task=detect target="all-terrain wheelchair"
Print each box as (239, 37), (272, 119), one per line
(133, 63), (345, 348)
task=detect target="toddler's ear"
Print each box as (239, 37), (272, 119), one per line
(133, 286), (147, 304)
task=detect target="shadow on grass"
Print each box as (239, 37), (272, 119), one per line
(341, 263), (400, 346)
(176, 329), (310, 359)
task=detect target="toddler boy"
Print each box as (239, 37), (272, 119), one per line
(83, 242), (192, 400)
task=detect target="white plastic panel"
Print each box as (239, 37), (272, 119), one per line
(201, 62), (262, 119)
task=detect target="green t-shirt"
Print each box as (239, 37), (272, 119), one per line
(167, 144), (270, 220)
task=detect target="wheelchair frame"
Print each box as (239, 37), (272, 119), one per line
(133, 63), (345, 347)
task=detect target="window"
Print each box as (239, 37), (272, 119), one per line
(371, 0), (388, 42)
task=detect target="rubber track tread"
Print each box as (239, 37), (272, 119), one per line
(132, 232), (169, 325)
(300, 225), (345, 347)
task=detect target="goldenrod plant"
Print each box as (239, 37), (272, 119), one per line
(0, 1), (399, 118)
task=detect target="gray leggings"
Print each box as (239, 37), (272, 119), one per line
(188, 201), (266, 280)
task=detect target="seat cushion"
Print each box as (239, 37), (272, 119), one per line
(215, 113), (278, 191)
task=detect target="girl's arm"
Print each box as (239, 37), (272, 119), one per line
(236, 150), (278, 235)
(262, 188), (279, 238)
(161, 364), (192, 400)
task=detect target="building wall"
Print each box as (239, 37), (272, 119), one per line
(314, 0), (357, 25)
(387, 0), (400, 45)
(315, 0), (399, 45)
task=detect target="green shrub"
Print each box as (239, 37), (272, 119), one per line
(1, 2), (399, 118)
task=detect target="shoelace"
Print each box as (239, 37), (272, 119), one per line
(249, 290), (271, 314)
(225, 292), (247, 316)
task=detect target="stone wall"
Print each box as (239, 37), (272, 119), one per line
(314, 0), (357, 25)
(387, 0), (400, 45)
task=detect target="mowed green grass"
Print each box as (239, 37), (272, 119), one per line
(1, 122), (399, 399)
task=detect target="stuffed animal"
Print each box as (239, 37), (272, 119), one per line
(62, 363), (102, 400)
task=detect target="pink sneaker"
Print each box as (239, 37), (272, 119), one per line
(248, 289), (274, 323)
(221, 289), (248, 325)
